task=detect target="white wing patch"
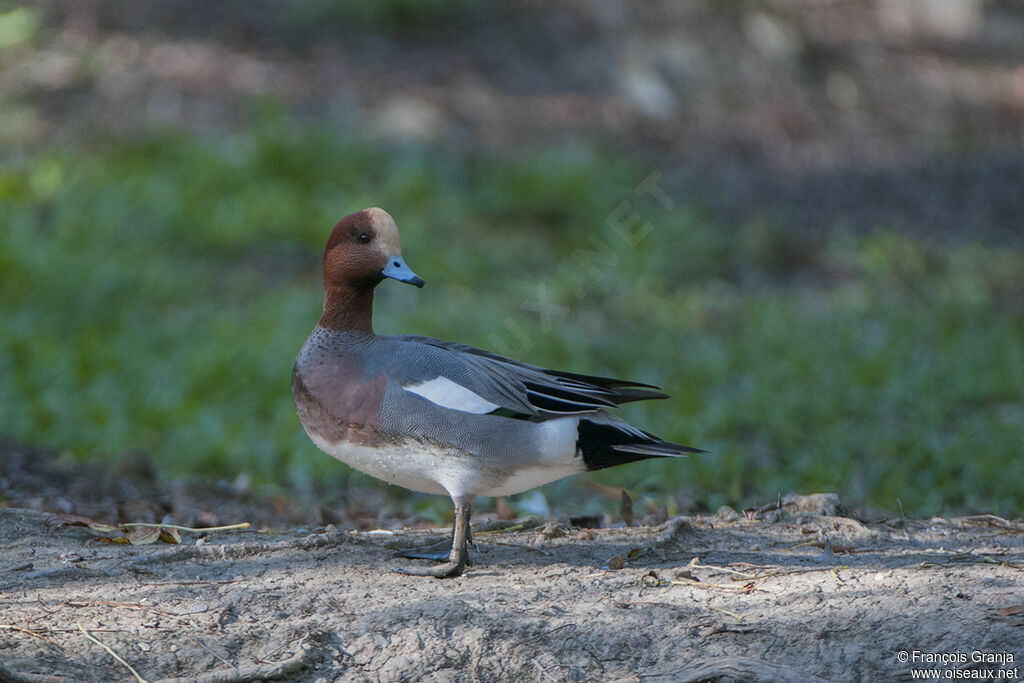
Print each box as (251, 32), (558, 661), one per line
(403, 376), (501, 414)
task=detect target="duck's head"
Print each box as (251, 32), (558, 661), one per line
(322, 207), (424, 292)
(318, 208), (423, 332)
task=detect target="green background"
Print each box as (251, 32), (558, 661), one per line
(2, 2), (1022, 519)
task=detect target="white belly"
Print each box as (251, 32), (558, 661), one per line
(479, 463), (582, 497)
(310, 432), (452, 496)
(307, 416), (585, 501)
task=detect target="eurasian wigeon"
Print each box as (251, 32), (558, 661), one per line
(292, 208), (701, 577)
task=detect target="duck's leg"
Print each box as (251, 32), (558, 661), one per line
(395, 500), (471, 578)
(394, 508), (474, 562)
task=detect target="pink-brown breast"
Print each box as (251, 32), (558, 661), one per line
(291, 355), (387, 447)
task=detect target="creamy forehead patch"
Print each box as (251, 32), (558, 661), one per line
(362, 206), (397, 249)
(365, 207), (402, 254)
(365, 207), (396, 227)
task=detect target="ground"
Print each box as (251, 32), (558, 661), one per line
(2, 497), (1022, 682)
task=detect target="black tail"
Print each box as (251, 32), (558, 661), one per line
(576, 417), (705, 472)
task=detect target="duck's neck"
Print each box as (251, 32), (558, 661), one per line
(319, 284), (375, 333)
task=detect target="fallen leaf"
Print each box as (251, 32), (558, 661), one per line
(997, 605), (1024, 617)
(95, 536), (132, 545)
(159, 527), (182, 544)
(608, 556), (625, 570)
(46, 514), (118, 534)
(49, 515), (247, 546)
(626, 547), (645, 560)
(125, 527), (161, 545)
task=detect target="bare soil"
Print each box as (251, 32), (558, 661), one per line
(2, 498), (1022, 682)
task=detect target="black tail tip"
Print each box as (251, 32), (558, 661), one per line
(577, 419), (703, 471)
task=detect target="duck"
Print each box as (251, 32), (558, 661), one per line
(292, 208), (701, 578)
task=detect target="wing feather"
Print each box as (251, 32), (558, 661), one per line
(387, 334), (668, 420)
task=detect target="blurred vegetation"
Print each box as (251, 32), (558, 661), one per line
(2, 113), (1022, 518)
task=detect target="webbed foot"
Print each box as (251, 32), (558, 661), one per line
(393, 500), (472, 579)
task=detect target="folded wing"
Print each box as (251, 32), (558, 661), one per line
(387, 335), (671, 419)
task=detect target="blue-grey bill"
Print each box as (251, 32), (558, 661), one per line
(382, 255), (425, 288)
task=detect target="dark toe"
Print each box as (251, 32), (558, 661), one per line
(394, 560), (467, 579)
(393, 537), (453, 562)
(394, 548), (453, 562)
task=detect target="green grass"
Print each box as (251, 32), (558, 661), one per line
(2, 116), (1022, 517)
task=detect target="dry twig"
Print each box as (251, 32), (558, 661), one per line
(77, 623), (148, 683)
(119, 522), (250, 533)
(0, 623), (62, 647)
(484, 540), (553, 556)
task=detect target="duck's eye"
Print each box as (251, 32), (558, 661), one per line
(357, 233), (371, 244)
